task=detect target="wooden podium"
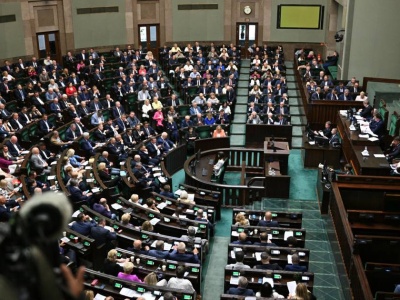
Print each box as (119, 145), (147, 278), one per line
(264, 140), (290, 175)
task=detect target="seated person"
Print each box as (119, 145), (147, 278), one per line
(97, 162), (120, 187)
(117, 262), (142, 283)
(67, 178), (93, 206)
(169, 242), (200, 263)
(234, 213), (249, 226)
(313, 121), (332, 139)
(177, 191), (196, 205)
(148, 240), (170, 259)
(226, 250), (250, 270)
(254, 232), (277, 247)
(257, 211), (279, 227)
(90, 218), (117, 250)
(70, 213), (97, 236)
(254, 252), (282, 270)
(232, 232), (252, 245)
(386, 136), (400, 163)
(93, 198), (116, 220)
(226, 276), (255, 296)
(104, 249), (126, 277)
(212, 125), (227, 138)
(368, 113), (384, 138)
(127, 240), (149, 254)
(358, 99), (373, 119)
(284, 253), (307, 272)
(160, 184), (175, 198)
(166, 265), (195, 293)
(329, 128), (340, 145)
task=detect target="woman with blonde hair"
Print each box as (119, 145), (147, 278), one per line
(142, 99), (152, 122)
(288, 283), (316, 300)
(144, 272), (167, 286)
(141, 220), (154, 232)
(212, 125), (227, 138)
(104, 249), (126, 276)
(178, 190), (196, 205)
(84, 290), (94, 300)
(153, 107), (164, 133)
(121, 213), (133, 227)
(66, 148), (85, 168)
(234, 213), (250, 226)
(117, 262), (142, 282)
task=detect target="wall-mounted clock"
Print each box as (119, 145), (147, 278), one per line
(244, 6), (252, 15)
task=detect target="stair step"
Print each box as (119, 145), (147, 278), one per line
(231, 124), (246, 134)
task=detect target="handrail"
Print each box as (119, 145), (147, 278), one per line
(247, 177), (265, 187)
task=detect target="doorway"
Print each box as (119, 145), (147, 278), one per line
(236, 23), (258, 59)
(138, 24), (160, 61)
(37, 31), (61, 63)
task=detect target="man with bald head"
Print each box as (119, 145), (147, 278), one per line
(169, 242), (200, 263)
(232, 232), (252, 245)
(30, 146), (50, 174)
(6, 135), (25, 157)
(0, 195), (22, 222)
(257, 211), (279, 227)
(127, 239), (149, 254)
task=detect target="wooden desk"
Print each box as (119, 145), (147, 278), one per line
(246, 124), (293, 148)
(302, 136), (341, 169)
(264, 161), (291, 198)
(337, 112), (391, 176)
(316, 169), (331, 214)
(264, 141), (290, 175)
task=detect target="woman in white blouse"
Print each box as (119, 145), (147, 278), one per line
(142, 99), (152, 122)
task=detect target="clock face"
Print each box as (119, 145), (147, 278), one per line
(244, 6), (252, 15)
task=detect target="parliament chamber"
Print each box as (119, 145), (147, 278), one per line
(1, 1), (400, 300)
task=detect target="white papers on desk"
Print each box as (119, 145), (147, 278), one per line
(355, 115), (364, 120)
(287, 281), (297, 295)
(287, 254), (293, 264)
(158, 176), (166, 183)
(21, 150), (30, 155)
(86, 178), (94, 183)
(120, 287), (142, 298)
(163, 242), (172, 251)
(374, 154), (386, 158)
(141, 292), (156, 300)
(391, 164), (398, 170)
(72, 210), (81, 218)
(359, 134), (369, 138)
(268, 234), (272, 240)
(186, 209), (194, 214)
(153, 172), (162, 177)
(255, 252), (262, 261)
(284, 230), (294, 241)
(309, 141), (316, 145)
(349, 125), (356, 131)
(61, 237), (70, 243)
(119, 161), (126, 166)
(230, 276), (239, 285)
(94, 294), (106, 300)
(231, 231), (239, 237)
(174, 189), (184, 196)
(117, 262), (125, 267)
(104, 225), (113, 232)
(111, 203), (123, 210)
(51, 161), (57, 165)
(149, 218), (160, 226)
(85, 166), (92, 170)
(369, 137), (379, 142)
(339, 110), (347, 116)
(188, 193), (195, 201)
(179, 215), (187, 219)
(68, 221), (75, 227)
(47, 175), (56, 180)
(152, 167), (161, 172)
(184, 271), (189, 277)
(157, 202), (167, 210)
(81, 161), (89, 166)
(362, 150), (370, 157)
(92, 187), (100, 193)
(263, 277), (274, 287)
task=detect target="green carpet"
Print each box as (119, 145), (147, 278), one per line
(288, 149), (317, 200)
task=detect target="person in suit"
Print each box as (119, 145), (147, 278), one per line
(254, 252), (282, 270)
(65, 124), (78, 142)
(253, 232), (277, 247)
(311, 87), (322, 100)
(97, 163), (120, 188)
(90, 218), (117, 250)
(314, 121), (332, 139)
(38, 143), (56, 164)
(6, 136), (24, 158)
(232, 232), (252, 245)
(157, 132), (175, 153)
(14, 84), (28, 106)
(284, 254), (307, 272)
(277, 102), (289, 115)
(329, 128), (340, 145)
(166, 94), (181, 107)
(30, 147), (50, 174)
(226, 251), (250, 270)
(70, 213), (97, 236)
(276, 114), (288, 125)
(107, 137), (128, 161)
(142, 122), (156, 139)
(8, 113), (24, 132)
(138, 144), (159, 166)
(358, 99), (373, 119)
(216, 109), (230, 125)
(16, 107), (31, 126)
(80, 132), (98, 157)
(226, 276), (255, 296)
(38, 114), (54, 135)
(385, 136), (400, 163)
(0, 195), (22, 222)
(338, 89), (353, 101)
(247, 111), (262, 124)
(147, 240), (170, 259)
(189, 103), (202, 116)
(89, 97), (103, 112)
(257, 211), (279, 227)
(93, 198), (116, 219)
(369, 113), (385, 138)
(115, 114), (130, 133)
(127, 240), (150, 255)
(67, 178), (93, 206)
(169, 242), (200, 264)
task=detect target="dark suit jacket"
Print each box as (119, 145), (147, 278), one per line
(284, 264), (307, 272)
(360, 105), (373, 119)
(67, 185), (90, 203)
(6, 141), (23, 157)
(369, 119), (384, 137)
(90, 226), (117, 247)
(148, 249), (170, 259)
(142, 126), (156, 138)
(38, 120), (53, 133)
(254, 263), (282, 270)
(226, 287), (255, 296)
(0, 199), (18, 222)
(112, 106), (126, 119)
(257, 219), (280, 227)
(70, 220), (96, 236)
(9, 119), (23, 131)
(168, 250), (200, 264)
(93, 130), (107, 142)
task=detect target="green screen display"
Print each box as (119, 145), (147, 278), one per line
(278, 5), (323, 29)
